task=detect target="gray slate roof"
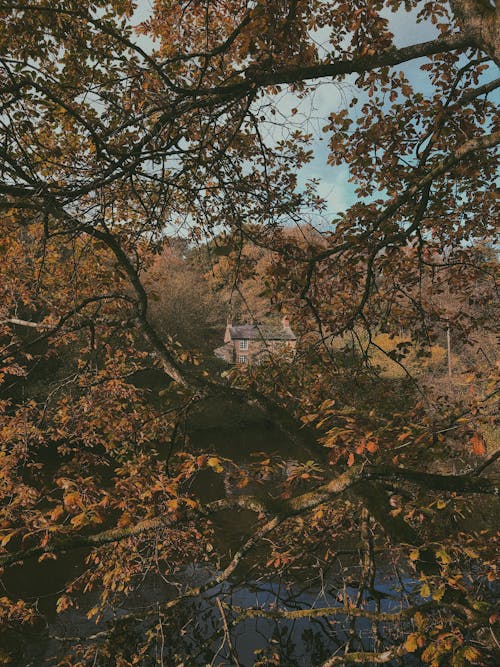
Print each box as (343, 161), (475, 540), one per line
(229, 324), (296, 341)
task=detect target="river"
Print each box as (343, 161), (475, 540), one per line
(2, 394), (497, 666)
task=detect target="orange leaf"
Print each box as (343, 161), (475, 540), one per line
(63, 491), (83, 513)
(347, 453), (355, 467)
(38, 552), (57, 563)
(470, 432), (486, 456)
(50, 505), (65, 522)
(366, 440), (378, 453)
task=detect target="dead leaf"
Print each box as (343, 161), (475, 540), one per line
(470, 432), (486, 456)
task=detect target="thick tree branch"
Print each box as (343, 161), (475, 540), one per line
(449, 0), (499, 63)
(169, 34), (476, 95)
(228, 599), (460, 622)
(1, 457), (496, 569)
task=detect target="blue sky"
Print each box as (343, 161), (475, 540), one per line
(131, 1), (499, 224)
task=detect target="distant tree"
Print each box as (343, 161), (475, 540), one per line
(145, 241), (226, 351)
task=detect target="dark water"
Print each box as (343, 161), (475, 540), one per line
(10, 559), (422, 666)
(0, 396), (466, 666)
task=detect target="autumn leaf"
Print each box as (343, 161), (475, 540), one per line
(463, 548), (479, 559)
(207, 457), (224, 473)
(117, 512), (132, 528)
(404, 633), (419, 652)
(432, 583), (446, 601)
(38, 552), (57, 563)
(462, 646), (481, 662)
(0, 1), (497, 663)
(56, 595), (73, 614)
(50, 505), (65, 522)
(63, 491), (83, 513)
(0, 530), (19, 547)
(470, 432), (486, 456)
(420, 583), (431, 598)
(435, 548), (451, 565)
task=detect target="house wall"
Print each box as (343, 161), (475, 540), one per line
(233, 339), (296, 364)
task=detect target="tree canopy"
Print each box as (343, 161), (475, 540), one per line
(0, 1), (498, 666)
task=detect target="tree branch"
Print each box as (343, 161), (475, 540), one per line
(321, 646), (405, 666)
(228, 599), (457, 622)
(307, 129), (500, 267)
(449, 0), (499, 63)
(1, 458), (496, 569)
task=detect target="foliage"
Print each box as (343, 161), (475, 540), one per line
(0, 1), (498, 666)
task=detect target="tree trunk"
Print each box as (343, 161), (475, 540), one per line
(449, 0), (499, 64)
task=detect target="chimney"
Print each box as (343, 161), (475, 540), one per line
(224, 317), (232, 343)
(282, 315), (290, 329)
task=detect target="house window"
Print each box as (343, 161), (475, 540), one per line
(239, 355), (247, 364)
(239, 339), (248, 350)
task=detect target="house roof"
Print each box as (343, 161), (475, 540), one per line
(229, 323), (296, 341)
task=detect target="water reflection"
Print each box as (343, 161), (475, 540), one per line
(11, 551), (427, 666)
(3, 398), (430, 666)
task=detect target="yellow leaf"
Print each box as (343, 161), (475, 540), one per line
(436, 548), (451, 564)
(420, 583), (431, 598)
(50, 505), (65, 522)
(301, 413), (317, 425)
(56, 594), (72, 614)
(207, 457), (224, 473)
(409, 549), (420, 561)
(70, 512), (88, 528)
(432, 583), (446, 601)
(404, 633), (419, 652)
(464, 548), (479, 559)
(462, 646), (481, 662)
(414, 611), (425, 630)
(87, 606), (99, 620)
(0, 530), (18, 547)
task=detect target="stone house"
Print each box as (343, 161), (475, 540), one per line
(214, 316), (297, 365)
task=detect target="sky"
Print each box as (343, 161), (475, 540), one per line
(130, 1), (499, 225)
